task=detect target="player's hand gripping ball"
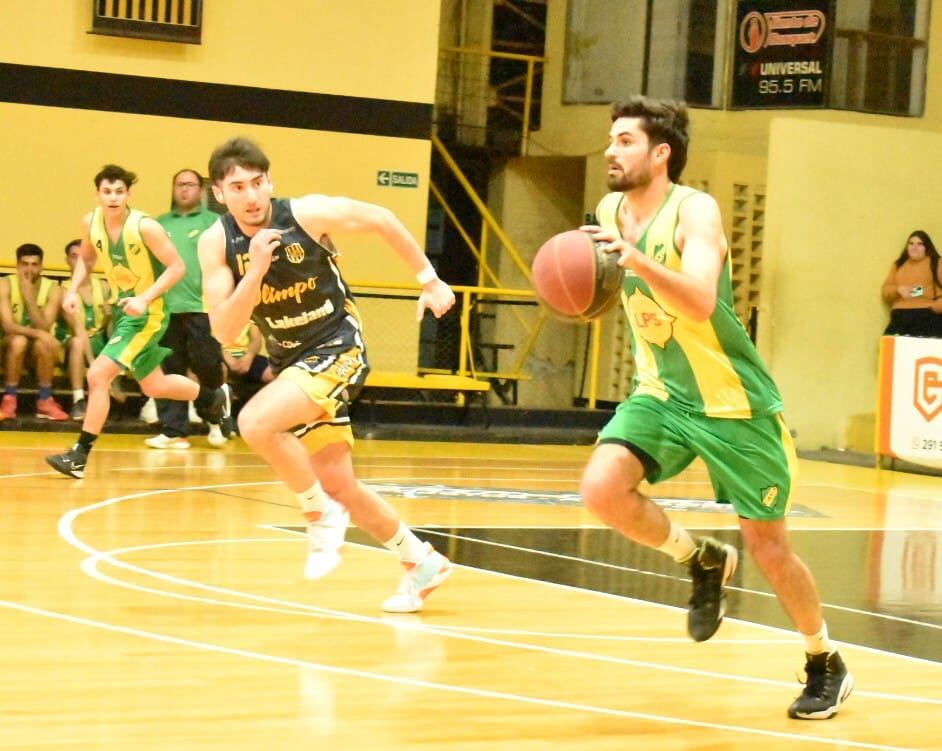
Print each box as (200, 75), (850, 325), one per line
(531, 230), (623, 322)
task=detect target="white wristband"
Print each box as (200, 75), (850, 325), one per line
(416, 264), (438, 285)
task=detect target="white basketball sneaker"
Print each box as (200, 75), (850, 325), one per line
(303, 500), (349, 580)
(206, 423), (227, 448)
(382, 542), (452, 613)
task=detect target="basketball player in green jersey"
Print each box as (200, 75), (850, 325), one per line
(0, 243), (68, 420)
(579, 98), (852, 720)
(199, 137), (455, 612)
(46, 165), (225, 479)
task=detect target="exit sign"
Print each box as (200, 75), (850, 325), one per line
(377, 170), (419, 188)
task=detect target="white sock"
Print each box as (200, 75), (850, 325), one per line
(657, 521), (698, 562)
(296, 482), (328, 518)
(382, 522), (427, 563)
(73, 389), (85, 402)
(802, 622), (836, 655)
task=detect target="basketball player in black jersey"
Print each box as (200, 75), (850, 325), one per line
(199, 137), (456, 612)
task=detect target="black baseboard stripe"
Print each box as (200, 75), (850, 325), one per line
(0, 62), (431, 140)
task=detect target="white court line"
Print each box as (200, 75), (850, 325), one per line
(78, 534), (817, 694)
(0, 470), (59, 479)
(0, 599), (925, 751)
(74, 522), (942, 702)
(88, 536), (796, 652)
(406, 527), (942, 633)
(14, 459), (942, 632)
(5, 458), (936, 748)
(92, 537), (793, 644)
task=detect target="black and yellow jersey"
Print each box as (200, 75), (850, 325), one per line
(221, 198), (365, 372)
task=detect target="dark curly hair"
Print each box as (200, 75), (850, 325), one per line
(611, 96), (689, 182)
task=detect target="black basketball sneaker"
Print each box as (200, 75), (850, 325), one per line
(788, 651), (854, 720)
(686, 537), (739, 642)
(46, 445), (89, 479)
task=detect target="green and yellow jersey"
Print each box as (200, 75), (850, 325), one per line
(54, 278), (108, 342)
(89, 206), (165, 316)
(596, 185), (782, 419)
(8, 275), (57, 330)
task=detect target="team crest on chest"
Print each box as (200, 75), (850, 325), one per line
(283, 242), (305, 264)
(628, 290), (675, 347)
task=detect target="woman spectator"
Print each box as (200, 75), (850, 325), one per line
(882, 230), (942, 337)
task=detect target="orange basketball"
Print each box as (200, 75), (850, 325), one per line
(531, 230), (624, 321)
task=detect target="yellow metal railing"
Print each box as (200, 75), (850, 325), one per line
(350, 281), (606, 409)
(351, 281), (541, 381)
(0, 266), (608, 407)
(437, 45), (545, 157)
(431, 134), (532, 285)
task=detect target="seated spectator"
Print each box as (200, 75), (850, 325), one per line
(54, 239), (112, 420)
(882, 230), (942, 337)
(0, 244), (68, 420)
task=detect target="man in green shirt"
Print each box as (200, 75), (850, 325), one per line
(146, 168), (230, 448)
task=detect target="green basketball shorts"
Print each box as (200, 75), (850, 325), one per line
(101, 308), (171, 380)
(597, 395), (798, 520)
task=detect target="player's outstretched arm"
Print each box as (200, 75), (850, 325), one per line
(118, 218), (187, 317)
(292, 194), (455, 320)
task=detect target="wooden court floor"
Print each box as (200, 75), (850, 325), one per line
(1, 431), (940, 750)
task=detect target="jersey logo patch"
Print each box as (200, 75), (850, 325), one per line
(284, 242), (305, 264)
(627, 290), (675, 348)
(107, 264), (140, 293)
(761, 485), (779, 508)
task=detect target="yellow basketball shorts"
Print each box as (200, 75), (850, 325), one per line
(277, 343), (370, 455)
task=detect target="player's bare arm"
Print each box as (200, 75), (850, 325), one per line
(292, 194), (455, 319)
(17, 271), (53, 332)
(199, 221), (259, 345)
(0, 276), (39, 337)
(673, 192), (727, 319)
(125, 218), (186, 316)
(34, 284), (63, 333)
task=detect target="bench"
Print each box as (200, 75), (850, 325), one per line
(360, 371), (490, 425)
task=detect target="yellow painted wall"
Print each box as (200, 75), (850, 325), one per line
(1, 1), (439, 101)
(488, 0), (942, 445)
(488, 157), (586, 407)
(763, 117), (942, 450)
(0, 103), (431, 276)
(1, 0), (440, 370)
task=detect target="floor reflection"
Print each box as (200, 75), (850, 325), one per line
(343, 527), (942, 662)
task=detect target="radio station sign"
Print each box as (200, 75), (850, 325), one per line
(732, 0), (833, 108)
